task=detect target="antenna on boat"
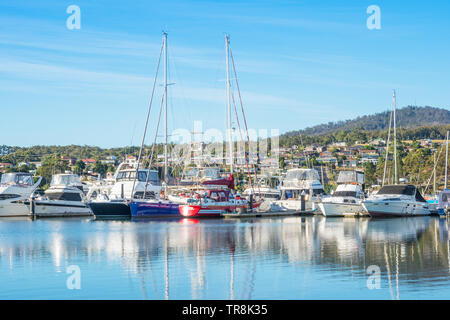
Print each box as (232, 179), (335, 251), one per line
(225, 34), (233, 174)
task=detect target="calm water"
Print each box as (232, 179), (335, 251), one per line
(0, 215), (450, 299)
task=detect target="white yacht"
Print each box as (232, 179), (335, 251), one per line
(33, 173), (92, 217)
(108, 168), (161, 200)
(270, 168), (325, 212)
(0, 172), (42, 216)
(318, 171), (365, 217)
(86, 159), (162, 201)
(362, 184), (432, 217)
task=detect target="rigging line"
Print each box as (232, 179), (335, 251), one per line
(143, 91), (165, 199)
(131, 38), (165, 198)
(230, 87), (254, 192)
(229, 48), (260, 196)
(423, 146), (443, 195)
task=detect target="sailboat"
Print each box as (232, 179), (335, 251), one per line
(179, 35), (260, 218)
(129, 32), (181, 218)
(362, 91), (432, 217)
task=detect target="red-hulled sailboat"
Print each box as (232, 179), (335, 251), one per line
(178, 178), (261, 217)
(180, 35), (262, 218)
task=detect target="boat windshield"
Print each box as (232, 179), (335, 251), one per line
(201, 168), (219, 179)
(116, 170), (160, 184)
(377, 185), (416, 196)
(183, 168), (199, 178)
(333, 191), (357, 198)
(440, 191), (450, 207)
(337, 171), (364, 184)
(285, 170), (319, 181)
(0, 173), (33, 186)
(50, 174), (82, 186)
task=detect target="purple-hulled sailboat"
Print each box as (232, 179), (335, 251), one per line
(129, 200), (180, 218)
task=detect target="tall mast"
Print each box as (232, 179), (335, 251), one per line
(225, 35), (233, 174)
(393, 90), (398, 185)
(163, 32), (168, 183)
(382, 106), (393, 186)
(445, 131), (449, 189)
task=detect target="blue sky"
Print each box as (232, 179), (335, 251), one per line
(1, 0), (449, 147)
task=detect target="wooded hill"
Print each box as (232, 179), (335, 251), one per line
(282, 106), (450, 138)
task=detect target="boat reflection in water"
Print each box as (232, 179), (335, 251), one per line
(1, 216), (450, 299)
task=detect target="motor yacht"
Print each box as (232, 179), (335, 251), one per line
(270, 168), (325, 212)
(33, 173), (92, 217)
(318, 171), (365, 217)
(0, 172), (41, 216)
(362, 184), (431, 217)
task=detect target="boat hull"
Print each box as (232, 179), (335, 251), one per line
(130, 201), (180, 217)
(318, 202), (363, 217)
(89, 201), (131, 217)
(362, 200), (431, 217)
(33, 200), (93, 217)
(270, 200), (316, 212)
(0, 201), (30, 217)
(179, 205), (223, 218)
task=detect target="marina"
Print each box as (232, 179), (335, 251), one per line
(2, 0), (450, 304)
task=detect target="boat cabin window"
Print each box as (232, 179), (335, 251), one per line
(285, 190), (308, 199)
(333, 191), (357, 198)
(116, 170), (160, 184)
(285, 170), (320, 181)
(439, 192), (450, 207)
(312, 189), (325, 196)
(0, 173), (33, 186)
(377, 185), (416, 196)
(202, 168), (219, 180)
(415, 190), (426, 203)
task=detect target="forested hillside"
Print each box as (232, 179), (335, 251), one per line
(282, 106), (450, 138)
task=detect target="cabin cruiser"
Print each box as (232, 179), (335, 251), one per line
(317, 171), (365, 217)
(87, 158), (162, 201)
(0, 172), (42, 216)
(33, 174), (92, 217)
(270, 168), (326, 212)
(362, 184), (431, 217)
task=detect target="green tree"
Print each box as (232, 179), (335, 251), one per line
(74, 160), (86, 175)
(93, 162), (108, 178)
